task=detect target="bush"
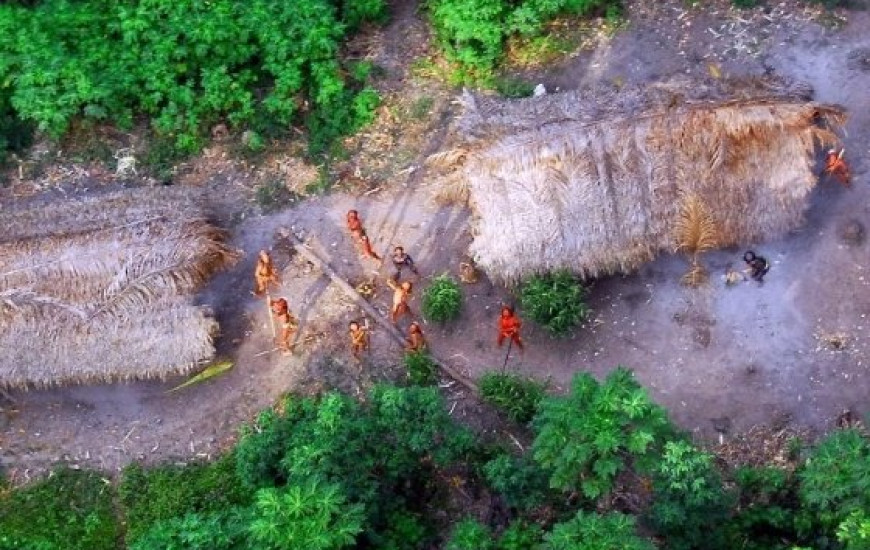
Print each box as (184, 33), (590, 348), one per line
(799, 429), (870, 530)
(647, 440), (733, 550)
(543, 511), (655, 550)
(0, 0), (385, 157)
(479, 372), (547, 423)
(532, 368), (674, 498)
(428, 0), (620, 80)
(498, 521), (545, 549)
(0, 468), (118, 550)
(404, 351), (439, 386)
(482, 453), (551, 510)
(130, 508), (250, 550)
(119, 454), (250, 543)
(422, 274), (463, 323)
(723, 466), (802, 549)
(446, 518), (496, 550)
(731, 0), (760, 7)
(519, 270), (588, 336)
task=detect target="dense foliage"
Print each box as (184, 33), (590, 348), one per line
(0, 468), (118, 550)
(533, 367), (673, 498)
(427, 0), (620, 81)
(5, 377), (870, 549)
(421, 274), (463, 323)
(0, 0), (385, 157)
(403, 350), (439, 386)
(519, 271), (589, 336)
(479, 371), (547, 423)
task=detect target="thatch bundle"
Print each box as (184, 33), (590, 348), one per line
(429, 76), (846, 281)
(0, 188), (238, 388)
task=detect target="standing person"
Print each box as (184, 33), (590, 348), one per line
(405, 322), (427, 352)
(743, 250), (770, 283)
(270, 298), (297, 355)
(347, 210), (381, 262)
(386, 279), (413, 323)
(254, 250), (280, 296)
(497, 306), (524, 352)
(823, 149), (851, 186)
(349, 321), (369, 360)
(391, 246), (419, 282)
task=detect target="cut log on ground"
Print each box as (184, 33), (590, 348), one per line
(283, 230), (478, 393)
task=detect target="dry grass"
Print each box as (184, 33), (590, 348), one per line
(0, 188), (238, 389)
(429, 76), (845, 281)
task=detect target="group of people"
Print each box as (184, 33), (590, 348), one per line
(251, 209), (528, 362)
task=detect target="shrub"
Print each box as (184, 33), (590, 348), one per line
(731, 0), (760, 7)
(498, 521), (544, 549)
(0, 468), (118, 550)
(446, 518), (496, 550)
(0, 0), (385, 157)
(532, 368), (674, 498)
(479, 372), (547, 423)
(519, 270), (588, 336)
(647, 440), (733, 550)
(249, 478), (364, 550)
(724, 466), (802, 549)
(422, 274), (463, 322)
(130, 508), (250, 550)
(799, 429), (870, 530)
(493, 75), (536, 98)
(404, 351), (439, 386)
(482, 453), (551, 511)
(119, 454), (250, 543)
(543, 511), (655, 550)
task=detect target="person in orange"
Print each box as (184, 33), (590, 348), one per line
(349, 321), (369, 360)
(497, 306), (524, 351)
(405, 322), (426, 352)
(270, 297), (297, 355)
(824, 149), (850, 186)
(359, 233), (382, 261)
(254, 250), (280, 296)
(386, 279), (413, 323)
(346, 210), (381, 261)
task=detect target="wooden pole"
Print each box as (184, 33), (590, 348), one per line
(265, 292), (276, 339)
(288, 234), (478, 393)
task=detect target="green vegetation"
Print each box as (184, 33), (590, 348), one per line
(5, 373), (870, 549)
(520, 270), (589, 336)
(427, 0), (620, 82)
(0, 468), (118, 550)
(421, 274), (463, 323)
(479, 371), (547, 423)
(0, 0), (385, 158)
(403, 350), (439, 386)
(533, 368), (673, 498)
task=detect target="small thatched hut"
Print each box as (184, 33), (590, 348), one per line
(429, 76), (846, 282)
(0, 188), (238, 388)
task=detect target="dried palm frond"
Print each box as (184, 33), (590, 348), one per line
(674, 194), (720, 255)
(0, 187), (237, 389)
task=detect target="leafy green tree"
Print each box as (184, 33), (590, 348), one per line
(520, 271), (588, 336)
(446, 518), (496, 550)
(249, 478), (363, 550)
(543, 511), (655, 550)
(647, 440), (733, 550)
(421, 274), (463, 323)
(799, 429), (870, 531)
(479, 371), (547, 423)
(532, 368), (674, 498)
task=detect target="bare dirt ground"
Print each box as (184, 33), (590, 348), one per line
(1, 0), (869, 480)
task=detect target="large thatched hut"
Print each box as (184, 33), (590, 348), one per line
(429, 76), (846, 282)
(0, 188), (238, 388)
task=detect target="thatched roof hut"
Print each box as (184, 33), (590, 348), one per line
(429, 76), (846, 282)
(0, 188), (238, 389)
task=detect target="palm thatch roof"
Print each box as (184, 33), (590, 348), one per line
(0, 188), (239, 389)
(429, 76), (846, 282)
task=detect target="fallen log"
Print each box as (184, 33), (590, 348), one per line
(284, 230), (478, 393)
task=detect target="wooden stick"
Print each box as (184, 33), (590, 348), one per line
(288, 235), (478, 393)
(265, 292), (276, 339)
